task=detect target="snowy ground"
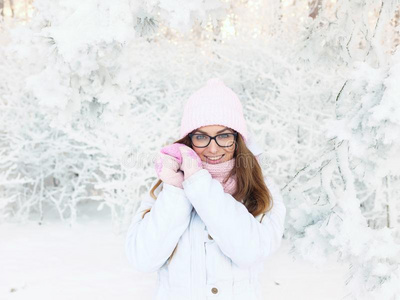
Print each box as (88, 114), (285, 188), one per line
(1, 215), (349, 300)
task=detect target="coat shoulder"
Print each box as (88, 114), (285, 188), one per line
(263, 175), (279, 190)
(262, 174), (284, 205)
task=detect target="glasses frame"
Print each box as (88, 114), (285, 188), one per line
(188, 132), (238, 148)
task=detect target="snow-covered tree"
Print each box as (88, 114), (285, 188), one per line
(284, 1), (400, 298)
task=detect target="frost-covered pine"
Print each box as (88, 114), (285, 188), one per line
(0, 0), (244, 230)
(285, 1), (400, 298)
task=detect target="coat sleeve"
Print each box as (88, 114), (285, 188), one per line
(125, 182), (193, 273)
(182, 169), (286, 269)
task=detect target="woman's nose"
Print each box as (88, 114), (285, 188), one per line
(208, 139), (219, 152)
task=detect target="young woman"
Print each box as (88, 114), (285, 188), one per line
(125, 78), (286, 300)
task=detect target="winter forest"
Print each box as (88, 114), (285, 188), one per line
(1, 0), (400, 299)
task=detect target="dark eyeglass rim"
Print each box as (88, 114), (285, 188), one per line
(188, 132), (238, 148)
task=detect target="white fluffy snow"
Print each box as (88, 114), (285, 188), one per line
(0, 216), (348, 300)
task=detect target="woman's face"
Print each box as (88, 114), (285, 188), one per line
(190, 125), (236, 164)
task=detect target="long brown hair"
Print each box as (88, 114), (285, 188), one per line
(141, 129), (273, 264)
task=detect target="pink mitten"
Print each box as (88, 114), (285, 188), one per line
(178, 145), (203, 180)
(154, 146), (184, 189)
(159, 143), (185, 164)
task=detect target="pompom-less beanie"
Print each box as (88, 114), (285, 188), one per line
(180, 78), (248, 143)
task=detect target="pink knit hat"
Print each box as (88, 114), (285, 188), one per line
(180, 78), (248, 143)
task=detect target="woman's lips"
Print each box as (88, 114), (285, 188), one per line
(205, 155), (224, 164)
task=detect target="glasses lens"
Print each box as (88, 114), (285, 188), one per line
(216, 133), (235, 147)
(191, 134), (211, 147)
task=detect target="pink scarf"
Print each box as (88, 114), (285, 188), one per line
(201, 158), (237, 195)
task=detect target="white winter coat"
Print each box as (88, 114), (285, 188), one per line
(125, 169), (286, 300)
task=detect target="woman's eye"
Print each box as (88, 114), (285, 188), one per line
(219, 134), (229, 138)
(196, 135), (206, 140)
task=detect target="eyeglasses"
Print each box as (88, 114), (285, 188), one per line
(188, 132), (238, 148)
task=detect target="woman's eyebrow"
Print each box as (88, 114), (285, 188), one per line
(194, 127), (232, 134)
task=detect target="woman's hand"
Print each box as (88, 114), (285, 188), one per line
(154, 144), (185, 189)
(177, 145), (203, 180)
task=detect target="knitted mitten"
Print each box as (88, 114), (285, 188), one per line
(154, 144), (185, 189)
(178, 145), (203, 180)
